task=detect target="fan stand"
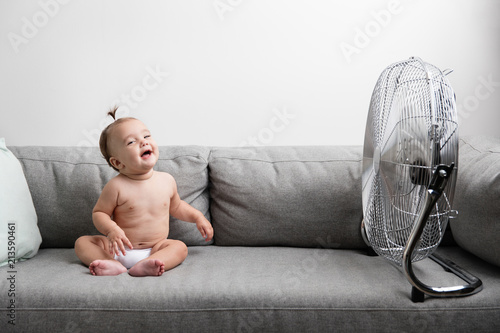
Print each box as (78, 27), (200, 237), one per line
(402, 164), (482, 302)
(362, 164), (483, 303)
(410, 253), (483, 302)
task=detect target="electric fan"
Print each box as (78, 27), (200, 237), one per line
(361, 57), (483, 302)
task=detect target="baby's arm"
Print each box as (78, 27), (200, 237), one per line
(168, 176), (213, 242)
(93, 180), (133, 255)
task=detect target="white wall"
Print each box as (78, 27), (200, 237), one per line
(1, 0), (499, 147)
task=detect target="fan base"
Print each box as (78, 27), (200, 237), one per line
(411, 287), (425, 303)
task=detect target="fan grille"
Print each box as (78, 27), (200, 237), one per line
(362, 58), (458, 265)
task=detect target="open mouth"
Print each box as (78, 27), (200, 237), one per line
(141, 150), (152, 158)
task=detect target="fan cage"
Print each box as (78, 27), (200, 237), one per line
(362, 58), (458, 266)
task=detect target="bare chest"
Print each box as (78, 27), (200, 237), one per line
(114, 177), (172, 219)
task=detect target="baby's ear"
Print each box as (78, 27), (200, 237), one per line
(109, 157), (123, 170)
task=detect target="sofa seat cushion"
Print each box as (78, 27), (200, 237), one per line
(209, 146), (366, 248)
(2, 246), (498, 332)
(9, 146), (212, 247)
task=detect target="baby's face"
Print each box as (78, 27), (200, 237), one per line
(108, 119), (159, 176)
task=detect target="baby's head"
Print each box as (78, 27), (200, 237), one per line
(99, 107), (158, 174)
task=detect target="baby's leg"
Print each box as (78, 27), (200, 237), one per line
(74, 235), (127, 276)
(128, 239), (188, 277)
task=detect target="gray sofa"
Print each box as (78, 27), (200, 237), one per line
(1, 136), (500, 332)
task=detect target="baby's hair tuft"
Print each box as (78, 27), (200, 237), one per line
(108, 105), (119, 120)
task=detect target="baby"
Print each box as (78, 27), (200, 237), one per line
(74, 109), (213, 276)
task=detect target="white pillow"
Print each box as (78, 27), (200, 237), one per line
(0, 138), (42, 267)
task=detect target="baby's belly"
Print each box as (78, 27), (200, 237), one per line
(120, 220), (170, 248)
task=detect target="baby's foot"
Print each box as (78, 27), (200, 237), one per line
(128, 259), (165, 277)
(89, 260), (127, 276)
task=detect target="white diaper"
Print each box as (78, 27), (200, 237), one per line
(114, 247), (152, 269)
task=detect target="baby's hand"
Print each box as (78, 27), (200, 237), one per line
(196, 217), (214, 242)
(106, 226), (133, 256)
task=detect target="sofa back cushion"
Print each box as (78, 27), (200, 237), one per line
(208, 146), (366, 248)
(10, 146), (212, 248)
(451, 137), (500, 267)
